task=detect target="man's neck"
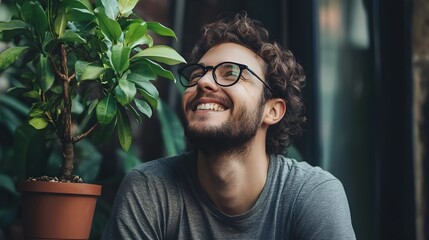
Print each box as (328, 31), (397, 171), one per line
(196, 141), (270, 215)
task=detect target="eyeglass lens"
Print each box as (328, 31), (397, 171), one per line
(181, 62), (244, 87)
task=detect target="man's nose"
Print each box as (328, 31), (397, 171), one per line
(196, 70), (219, 91)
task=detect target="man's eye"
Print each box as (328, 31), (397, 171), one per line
(222, 70), (240, 81)
(189, 72), (204, 83)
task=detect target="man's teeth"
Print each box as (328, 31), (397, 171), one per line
(196, 103), (225, 111)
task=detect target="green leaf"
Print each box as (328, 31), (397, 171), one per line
(115, 75), (136, 106)
(60, 31), (87, 44)
(134, 98), (152, 118)
(21, 1), (48, 40)
(128, 73), (159, 109)
(118, 0), (139, 15)
(96, 94), (117, 125)
(133, 80), (159, 110)
(129, 63), (157, 80)
(36, 54), (55, 92)
(28, 118), (48, 129)
(92, 116), (117, 145)
(147, 22), (177, 39)
(29, 104), (45, 118)
(75, 60), (106, 81)
(143, 59), (176, 81)
(0, 20), (29, 33)
(117, 109), (132, 151)
(67, 8), (95, 22)
(110, 45), (131, 75)
(132, 45), (186, 65)
(0, 47), (29, 71)
(127, 104), (142, 124)
(124, 21), (152, 48)
(100, 0), (119, 20)
(65, 0), (95, 21)
(94, 7), (122, 43)
(130, 77), (159, 100)
(54, 9), (67, 36)
(23, 90), (40, 100)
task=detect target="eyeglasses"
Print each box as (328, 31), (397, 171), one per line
(177, 61), (273, 92)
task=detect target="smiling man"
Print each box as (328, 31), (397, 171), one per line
(103, 12), (356, 240)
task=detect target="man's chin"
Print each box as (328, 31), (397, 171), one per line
(185, 125), (256, 154)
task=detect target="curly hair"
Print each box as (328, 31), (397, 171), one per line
(190, 12), (306, 154)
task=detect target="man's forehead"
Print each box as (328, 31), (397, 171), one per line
(198, 42), (265, 70)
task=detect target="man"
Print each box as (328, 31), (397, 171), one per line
(103, 13), (356, 239)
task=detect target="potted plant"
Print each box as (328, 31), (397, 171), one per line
(0, 0), (185, 239)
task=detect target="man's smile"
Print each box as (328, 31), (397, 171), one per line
(195, 103), (226, 111)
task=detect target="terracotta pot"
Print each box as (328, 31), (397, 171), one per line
(20, 181), (102, 240)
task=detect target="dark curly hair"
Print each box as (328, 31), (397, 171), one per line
(190, 12), (306, 154)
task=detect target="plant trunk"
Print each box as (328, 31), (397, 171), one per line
(59, 44), (74, 180)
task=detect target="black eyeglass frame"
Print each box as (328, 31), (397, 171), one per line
(177, 61), (273, 92)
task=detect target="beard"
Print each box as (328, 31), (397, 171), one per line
(185, 100), (264, 155)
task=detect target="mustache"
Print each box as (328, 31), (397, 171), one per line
(186, 92), (232, 111)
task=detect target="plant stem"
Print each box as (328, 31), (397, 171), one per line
(59, 44), (74, 180)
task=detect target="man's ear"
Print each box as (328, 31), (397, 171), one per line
(263, 98), (286, 125)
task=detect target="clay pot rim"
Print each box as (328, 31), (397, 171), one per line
(19, 181), (102, 196)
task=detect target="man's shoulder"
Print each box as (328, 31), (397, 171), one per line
(276, 155), (336, 180)
(129, 151), (194, 182)
(273, 155), (341, 194)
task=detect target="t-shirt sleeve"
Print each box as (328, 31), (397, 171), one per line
(101, 169), (164, 240)
(292, 179), (356, 240)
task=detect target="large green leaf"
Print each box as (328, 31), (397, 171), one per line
(115, 75), (136, 106)
(129, 63), (157, 80)
(124, 21), (152, 48)
(118, 0), (139, 15)
(134, 98), (152, 118)
(67, 8), (95, 21)
(60, 31), (87, 44)
(110, 45), (131, 75)
(36, 54), (55, 92)
(65, 0), (95, 21)
(54, 9), (67, 36)
(147, 22), (177, 39)
(132, 45), (186, 65)
(0, 47), (29, 71)
(0, 20), (29, 33)
(143, 59), (176, 81)
(100, 0), (119, 20)
(128, 74), (159, 110)
(94, 7), (122, 43)
(21, 1), (48, 40)
(75, 60), (106, 81)
(129, 77), (159, 99)
(96, 94), (117, 125)
(140, 92), (158, 110)
(117, 109), (132, 151)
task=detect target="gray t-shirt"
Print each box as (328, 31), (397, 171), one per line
(102, 152), (356, 240)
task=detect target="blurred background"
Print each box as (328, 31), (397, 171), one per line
(0, 0), (428, 239)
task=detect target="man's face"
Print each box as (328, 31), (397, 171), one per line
(182, 42), (268, 152)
